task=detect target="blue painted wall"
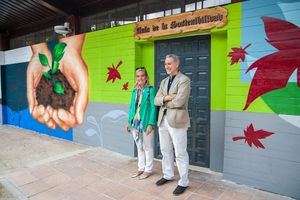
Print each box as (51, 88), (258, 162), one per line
(1, 62), (73, 141)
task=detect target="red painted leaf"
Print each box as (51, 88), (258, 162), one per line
(122, 82), (129, 90)
(106, 60), (123, 83)
(228, 44), (251, 65)
(243, 50), (300, 110)
(244, 123), (254, 138)
(262, 16), (300, 50)
(244, 129), (253, 147)
(255, 129), (274, 139)
(252, 139), (265, 149)
(232, 123), (274, 149)
(232, 136), (245, 141)
(243, 17), (300, 110)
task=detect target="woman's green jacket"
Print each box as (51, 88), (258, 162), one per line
(128, 87), (157, 132)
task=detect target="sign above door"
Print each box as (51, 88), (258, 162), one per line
(134, 6), (228, 39)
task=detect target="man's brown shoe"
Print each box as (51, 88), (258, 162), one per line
(131, 171), (144, 178)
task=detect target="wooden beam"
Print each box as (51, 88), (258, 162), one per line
(9, 16), (64, 38)
(32, 0), (69, 16)
(79, 0), (140, 17)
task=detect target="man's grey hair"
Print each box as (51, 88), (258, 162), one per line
(166, 54), (180, 64)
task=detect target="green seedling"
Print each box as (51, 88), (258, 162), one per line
(39, 42), (67, 94)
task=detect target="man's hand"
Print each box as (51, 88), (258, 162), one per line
(163, 94), (176, 102)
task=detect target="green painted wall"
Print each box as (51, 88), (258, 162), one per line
(211, 31), (227, 110)
(81, 3), (275, 114)
(135, 42), (155, 87)
(82, 24), (135, 104)
(222, 3), (274, 113)
(83, 24), (156, 104)
(210, 3), (241, 111)
(135, 3), (244, 112)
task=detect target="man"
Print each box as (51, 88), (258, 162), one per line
(154, 54), (191, 195)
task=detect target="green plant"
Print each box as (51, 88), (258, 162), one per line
(39, 42), (67, 94)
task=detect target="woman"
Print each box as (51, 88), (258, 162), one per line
(126, 67), (157, 179)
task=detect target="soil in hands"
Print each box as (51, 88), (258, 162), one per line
(36, 71), (75, 110)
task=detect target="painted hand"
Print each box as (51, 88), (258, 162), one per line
(51, 34), (88, 130)
(26, 43), (57, 129)
(26, 35), (88, 131)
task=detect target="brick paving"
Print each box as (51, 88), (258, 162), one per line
(0, 126), (294, 200)
(0, 148), (293, 200)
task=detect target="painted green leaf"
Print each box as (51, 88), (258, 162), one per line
(52, 61), (59, 74)
(52, 42), (67, 62)
(52, 42), (67, 74)
(42, 71), (52, 80)
(39, 53), (49, 67)
(262, 83), (300, 115)
(53, 81), (65, 94)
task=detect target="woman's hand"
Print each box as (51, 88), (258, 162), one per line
(125, 124), (131, 133)
(145, 125), (153, 136)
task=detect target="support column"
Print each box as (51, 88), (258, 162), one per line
(66, 15), (80, 35)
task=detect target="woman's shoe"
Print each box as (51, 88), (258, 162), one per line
(131, 171), (144, 178)
(138, 172), (152, 180)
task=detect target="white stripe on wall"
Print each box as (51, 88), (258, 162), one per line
(0, 51), (4, 65)
(4, 46), (32, 65)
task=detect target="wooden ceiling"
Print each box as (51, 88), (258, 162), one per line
(0, 0), (244, 39)
(0, 0), (140, 37)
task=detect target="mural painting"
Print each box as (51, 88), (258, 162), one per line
(26, 34), (89, 131)
(232, 123), (274, 149)
(228, 15), (300, 148)
(243, 16), (300, 111)
(223, 1), (300, 198)
(106, 60), (122, 83)
(228, 43), (251, 65)
(1, 1), (300, 198)
(122, 82), (129, 90)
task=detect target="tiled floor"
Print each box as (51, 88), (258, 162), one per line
(0, 126), (294, 200)
(2, 148), (293, 200)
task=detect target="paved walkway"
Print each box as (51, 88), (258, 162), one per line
(0, 126), (294, 200)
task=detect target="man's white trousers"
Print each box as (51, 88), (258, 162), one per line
(158, 116), (189, 187)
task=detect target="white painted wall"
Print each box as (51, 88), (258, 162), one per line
(0, 51), (4, 65)
(4, 46), (32, 65)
